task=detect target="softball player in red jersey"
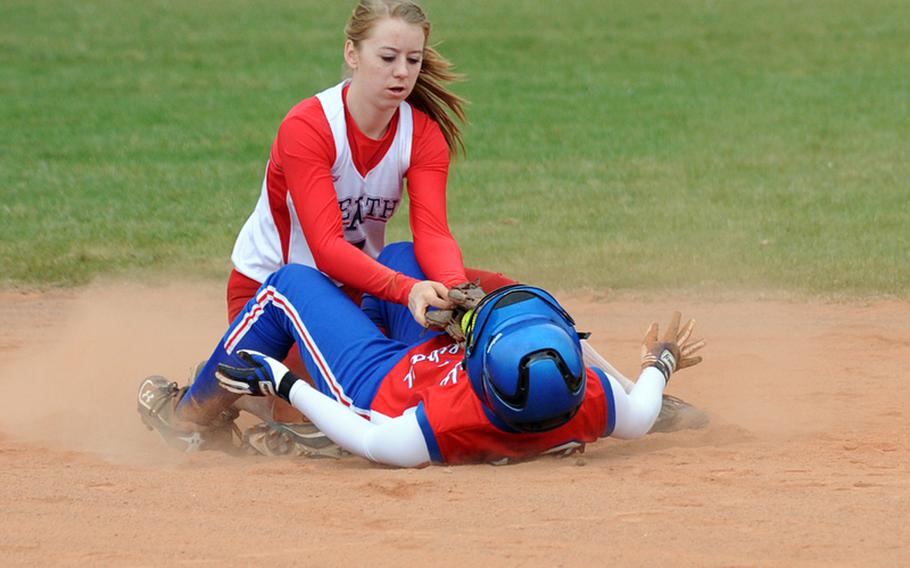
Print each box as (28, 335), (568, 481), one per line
(224, 1), (514, 422)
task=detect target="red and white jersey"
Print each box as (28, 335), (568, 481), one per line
(229, 81), (467, 305)
(232, 81), (413, 283)
(370, 336), (616, 465)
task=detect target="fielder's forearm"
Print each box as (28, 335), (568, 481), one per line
(286, 381), (431, 467)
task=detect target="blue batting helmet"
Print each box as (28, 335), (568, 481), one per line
(463, 285), (586, 433)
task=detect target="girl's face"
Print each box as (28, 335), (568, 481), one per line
(345, 17), (425, 110)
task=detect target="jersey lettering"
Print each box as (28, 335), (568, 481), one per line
(339, 196), (400, 231)
(439, 363), (461, 386)
(370, 336), (612, 465)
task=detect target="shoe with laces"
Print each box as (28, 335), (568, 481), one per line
(137, 375), (240, 453)
(242, 421), (346, 459)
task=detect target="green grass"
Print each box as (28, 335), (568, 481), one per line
(2, 0), (908, 296)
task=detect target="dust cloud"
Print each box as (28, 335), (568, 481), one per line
(0, 281), (227, 462)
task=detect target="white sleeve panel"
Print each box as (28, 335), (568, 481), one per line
(607, 366), (667, 439)
(286, 381), (431, 468)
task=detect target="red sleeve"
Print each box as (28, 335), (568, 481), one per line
(407, 111), (469, 288)
(274, 101), (419, 305)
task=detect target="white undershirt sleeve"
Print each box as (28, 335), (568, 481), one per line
(607, 366), (667, 439)
(286, 381), (431, 468)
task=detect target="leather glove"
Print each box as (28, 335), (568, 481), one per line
(425, 281), (486, 342)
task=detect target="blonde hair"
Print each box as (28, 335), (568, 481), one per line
(345, 0), (467, 155)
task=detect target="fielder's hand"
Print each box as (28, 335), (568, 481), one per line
(425, 281), (486, 342)
(640, 311), (706, 382)
(216, 350), (302, 402)
(408, 280), (452, 327)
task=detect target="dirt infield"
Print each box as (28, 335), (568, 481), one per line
(1, 283), (908, 566)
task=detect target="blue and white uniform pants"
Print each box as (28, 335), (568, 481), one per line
(177, 243), (442, 421)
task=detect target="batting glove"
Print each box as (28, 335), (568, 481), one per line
(640, 311), (706, 382)
(216, 350), (302, 402)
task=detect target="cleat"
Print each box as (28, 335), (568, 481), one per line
(242, 421), (347, 459)
(649, 394), (710, 434)
(137, 375), (240, 453)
